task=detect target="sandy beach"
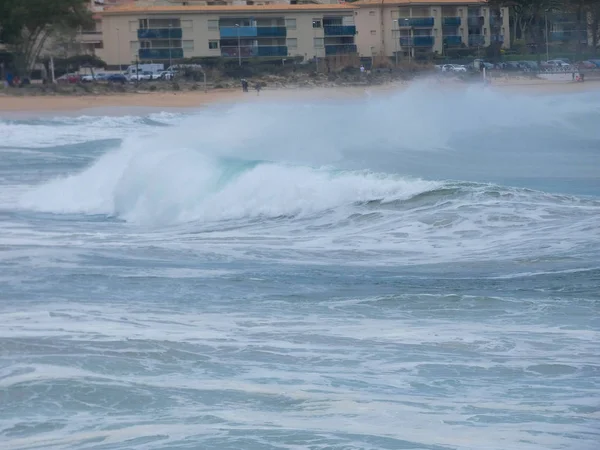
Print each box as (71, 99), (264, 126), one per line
(0, 78), (598, 114)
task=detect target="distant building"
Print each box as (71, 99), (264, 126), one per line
(546, 11), (589, 48)
(354, 0), (510, 60)
(97, 3), (359, 66)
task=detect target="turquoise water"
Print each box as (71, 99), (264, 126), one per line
(1, 84), (599, 450)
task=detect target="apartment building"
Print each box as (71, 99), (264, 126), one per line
(354, 0), (510, 59)
(547, 12), (589, 47)
(77, 0), (138, 54)
(97, 3), (358, 66)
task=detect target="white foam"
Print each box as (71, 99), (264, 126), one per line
(0, 113), (180, 148)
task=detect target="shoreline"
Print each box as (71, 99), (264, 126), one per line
(1, 79), (598, 115)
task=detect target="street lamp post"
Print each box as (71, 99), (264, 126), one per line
(394, 19), (399, 66)
(545, 10), (550, 62)
(312, 21), (319, 73)
(116, 27), (122, 72)
(235, 24), (241, 67)
(169, 24), (173, 70)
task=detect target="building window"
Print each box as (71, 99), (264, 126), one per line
(287, 38), (297, 49)
(209, 40), (219, 49)
(370, 30), (376, 35)
(208, 20), (218, 30)
(139, 19), (148, 29)
(183, 40), (194, 50)
(285, 18), (296, 30)
(312, 19), (321, 28)
(369, 11), (375, 16)
(130, 41), (139, 51)
(314, 37), (324, 48)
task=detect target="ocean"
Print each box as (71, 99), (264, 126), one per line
(0, 84), (599, 450)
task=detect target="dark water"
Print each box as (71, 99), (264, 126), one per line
(1, 84), (599, 450)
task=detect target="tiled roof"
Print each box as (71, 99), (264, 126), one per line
(102, 3), (359, 15)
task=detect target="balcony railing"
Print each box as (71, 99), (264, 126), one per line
(139, 48), (184, 60)
(467, 16), (484, 27)
(400, 36), (434, 47)
(77, 31), (102, 43)
(468, 35), (485, 46)
(397, 17), (435, 28)
(491, 34), (504, 43)
(550, 30), (587, 41)
(138, 28), (182, 39)
(220, 45), (288, 57)
(324, 44), (357, 55)
(548, 13), (578, 23)
(324, 25), (357, 36)
(257, 45), (287, 57)
(442, 17), (461, 26)
(443, 35), (462, 46)
(256, 26), (286, 37)
(490, 16), (503, 27)
(220, 26), (257, 38)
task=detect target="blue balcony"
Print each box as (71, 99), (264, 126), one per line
(137, 28), (182, 39)
(400, 36), (434, 47)
(468, 35), (485, 46)
(490, 16), (503, 27)
(220, 26), (257, 38)
(550, 30), (587, 41)
(443, 35), (462, 46)
(324, 44), (357, 55)
(324, 25), (357, 36)
(220, 46), (288, 58)
(256, 26), (286, 37)
(548, 13), (578, 23)
(442, 17), (461, 26)
(468, 16), (484, 27)
(257, 46), (288, 57)
(139, 48), (184, 60)
(397, 17), (434, 28)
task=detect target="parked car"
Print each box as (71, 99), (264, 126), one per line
(81, 73), (110, 82)
(441, 64), (467, 73)
(56, 73), (80, 84)
(158, 70), (175, 80)
(106, 74), (127, 84)
(574, 60), (597, 69)
(128, 71), (153, 81)
(519, 61), (539, 71)
(544, 59), (571, 69)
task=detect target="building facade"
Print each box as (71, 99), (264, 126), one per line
(354, 0), (510, 59)
(547, 11), (589, 47)
(97, 4), (359, 66)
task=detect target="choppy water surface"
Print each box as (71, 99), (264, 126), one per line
(1, 84), (599, 450)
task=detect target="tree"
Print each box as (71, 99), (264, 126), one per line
(0, 0), (92, 75)
(566, 0), (600, 55)
(488, 0), (564, 62)
(589, 2), (600, 54)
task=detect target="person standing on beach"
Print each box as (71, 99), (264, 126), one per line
(254, 82), (261, 95)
